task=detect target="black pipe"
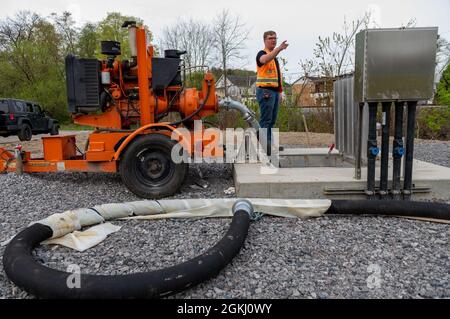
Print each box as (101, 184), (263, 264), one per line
(326, 200), (450, 221)
(3, 209), (251, 299)
(403, 101), (417, 200)
(366, 102), (379, 198)
(379, 102), (391, 197)
(392, 102), (404, 200)
(355, 103), (364, 180)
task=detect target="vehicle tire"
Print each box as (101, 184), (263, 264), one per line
(119, 134), (188, 199)
(18, 123), (32, 141)
(50, 124), (59, 136)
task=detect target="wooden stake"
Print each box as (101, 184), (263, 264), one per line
(302, 114), (311, 147)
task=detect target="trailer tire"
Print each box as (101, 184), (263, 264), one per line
(119, 134), (188, 199)
(18, 123), (32, 141)
(50, 124), (59, 136)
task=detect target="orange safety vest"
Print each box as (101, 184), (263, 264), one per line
(256, 49), (282, 91)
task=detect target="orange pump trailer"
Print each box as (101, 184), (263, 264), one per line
(0, 127), (201, 173)
(0, 127), (221, 171)
(0, 23), (223, 199)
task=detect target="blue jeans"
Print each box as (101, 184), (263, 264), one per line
(256, 87), (279, 149)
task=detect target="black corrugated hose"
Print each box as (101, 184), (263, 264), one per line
(2, 199), (449, 299)
(3, 200), (253, 299)
(326, 200), (450, 220)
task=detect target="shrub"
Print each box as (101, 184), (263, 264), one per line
(417, 106), (450, 140)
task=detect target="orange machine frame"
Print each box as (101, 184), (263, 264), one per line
(0, 25), (223, 175)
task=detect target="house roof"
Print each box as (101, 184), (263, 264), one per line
(217, 75), (257, 88)
(291, 73), (354, 85)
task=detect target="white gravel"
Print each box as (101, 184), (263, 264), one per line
(0, 140), (449, 299)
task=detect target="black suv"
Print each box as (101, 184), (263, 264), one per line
(0, 99), (59, 141)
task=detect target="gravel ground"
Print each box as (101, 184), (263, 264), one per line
(0, 140), (449, 299)
(414, 139), (450, 167)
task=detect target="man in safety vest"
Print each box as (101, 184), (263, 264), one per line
(256, 31), (288, 155)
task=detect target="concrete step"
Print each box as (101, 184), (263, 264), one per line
(233, 159), (450, 201)
(278, 148), (349, 168)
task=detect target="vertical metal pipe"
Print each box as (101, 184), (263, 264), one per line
(379, 102), (391, 197)
(392, 102), (404, 200)
(366, 102), (379, 197)
(136, 27), (153, 126)
(403, 101), (417, 200)
(355, 102), (364, 180)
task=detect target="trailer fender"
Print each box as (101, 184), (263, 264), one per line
(113, 123), (190, 161)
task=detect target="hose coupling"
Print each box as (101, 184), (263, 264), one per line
(232, 199), (254, 217)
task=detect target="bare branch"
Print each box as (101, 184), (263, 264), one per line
(160, 17), (214, 75)
(212, 9), (250, 96)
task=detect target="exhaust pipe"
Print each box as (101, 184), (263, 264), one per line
(128, 25), (137, 58)
(122, 21), (138, 68)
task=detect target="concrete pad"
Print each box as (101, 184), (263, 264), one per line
(278, 148), (349, 168)
(233, 159), (450, 201)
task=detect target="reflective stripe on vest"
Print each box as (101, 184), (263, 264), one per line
(256, 49), (279, 88)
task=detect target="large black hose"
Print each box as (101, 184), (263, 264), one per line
(3, 199), (449, 299)
(3, 207), (251, 299)
(326, 200), (450, 221)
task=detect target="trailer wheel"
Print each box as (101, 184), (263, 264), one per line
(18, 124), (32, 141)
(50, 124), (59, 136)
(119, 134), (188, 199)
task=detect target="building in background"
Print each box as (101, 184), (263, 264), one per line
(216, 75), (257, 100)
(290, 76), (337, 108)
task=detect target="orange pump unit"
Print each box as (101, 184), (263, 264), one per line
(0, 21), (222, 199)
(66, 21), (218, 130)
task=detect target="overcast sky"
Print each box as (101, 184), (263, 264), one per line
(1, 0), (449, 82)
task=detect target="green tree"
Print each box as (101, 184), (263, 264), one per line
(0, 11), (69, 121)
(78, 23), (99, 58)
(50, 11), (79, 57)
(435, 63), (450, 106)
(97, 12), (152, 59)
(210, 67), (255, 81)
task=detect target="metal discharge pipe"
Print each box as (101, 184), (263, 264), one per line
(366, 102), (379, 198)
(219, 97), (260, 131)
(404, 101), (417, 200)
(355, 102), (364, 180)
(392, 102), (405, 199)
(379, 102), (391, 197)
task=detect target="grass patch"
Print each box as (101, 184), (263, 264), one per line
(59, 123), (93, 131)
